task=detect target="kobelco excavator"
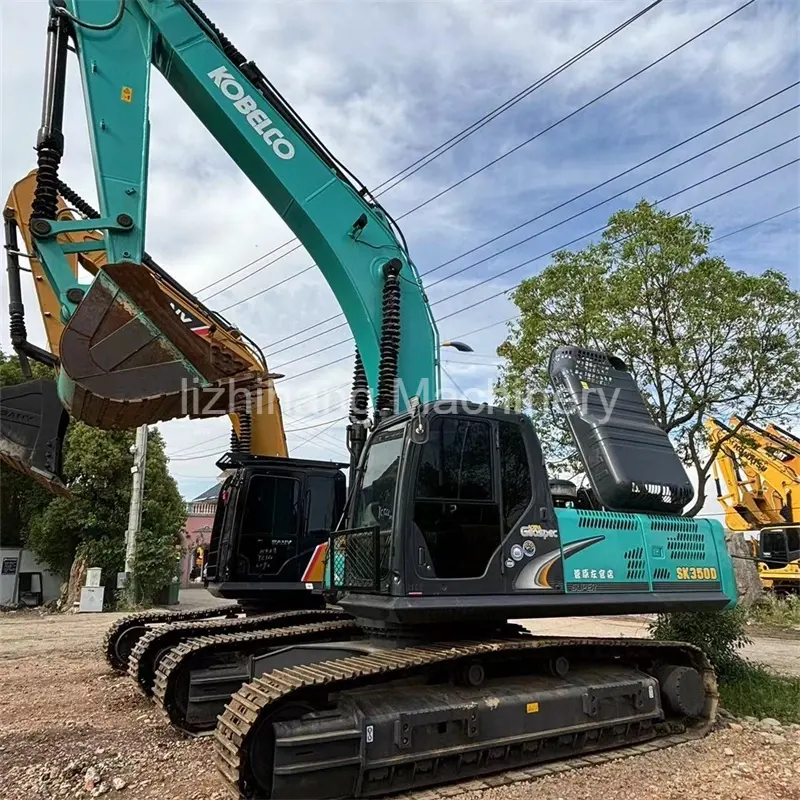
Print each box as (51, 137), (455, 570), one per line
(7, 1), (738, 797)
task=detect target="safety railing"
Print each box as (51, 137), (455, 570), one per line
(327, 525), (390, 593)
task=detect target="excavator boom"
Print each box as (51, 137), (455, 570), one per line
(26, 0), (438, 436)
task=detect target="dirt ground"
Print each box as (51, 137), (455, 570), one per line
(2, 610), (799, 800)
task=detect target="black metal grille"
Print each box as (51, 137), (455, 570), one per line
(653, 567), (671, 581)
(624, 547), (646, 580)
(576, 510), (637, 530)
(666, 530), (706, 561)
(328, 525), (390, 593)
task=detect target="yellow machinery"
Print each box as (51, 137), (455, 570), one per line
(707, 416), (800, 592)
(3, 170), (288, 490)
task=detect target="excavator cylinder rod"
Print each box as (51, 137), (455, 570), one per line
(0, 378), (69, 495)
(214, 636), (716, 799)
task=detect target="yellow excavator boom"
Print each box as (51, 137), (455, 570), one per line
(2, 171), (288, 493)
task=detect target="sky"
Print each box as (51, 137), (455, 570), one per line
(0, 0), (798, 518)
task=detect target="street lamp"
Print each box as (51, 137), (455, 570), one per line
(441, 340), (473, 353)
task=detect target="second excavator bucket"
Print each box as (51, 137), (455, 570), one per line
(58, 264), (256, 430)
(0, 378), (70, 496)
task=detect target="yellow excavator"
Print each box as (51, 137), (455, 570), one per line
(707, 416), (800, 593)
(3, 170), (346, 673)
(3, 168), (289, 489)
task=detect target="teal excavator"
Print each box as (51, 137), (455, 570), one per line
(1, 2), (738, 798)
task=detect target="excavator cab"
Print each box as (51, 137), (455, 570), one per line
(206, 452), (347, 610)
(758, 524), (800, 568)
(329, 346), (735, 626)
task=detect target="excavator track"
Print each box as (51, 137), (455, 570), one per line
(128, 608), (348, 696)
(214, 635), (717, 800)
(152, 618), (361, 735)
(103, 604), (243, 672)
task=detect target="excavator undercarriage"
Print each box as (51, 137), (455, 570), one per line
(215, 636), (718, 799)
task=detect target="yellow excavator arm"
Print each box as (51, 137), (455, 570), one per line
(705, 419), (782, 529)
(2, 170), (288, 492)
(727, 417), (799, 524)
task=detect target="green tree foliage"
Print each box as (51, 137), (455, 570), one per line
(1, 348), (186, 607)
(27, 423), (186, 607)
(495, 200), (800, 516)
(0, 352), (57, 546)
(649, 607), (751, 679)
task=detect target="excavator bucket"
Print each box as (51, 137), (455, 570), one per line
(58, 264), (255, 430)
(0, 378), (70, 496)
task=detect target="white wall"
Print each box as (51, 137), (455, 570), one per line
(0, 548), (62, 606)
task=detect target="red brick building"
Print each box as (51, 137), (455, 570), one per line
(181, 482), (221, 587)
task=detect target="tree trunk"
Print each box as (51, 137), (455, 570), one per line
(63, 554), (88, 613)
(724, 530), (762, 608)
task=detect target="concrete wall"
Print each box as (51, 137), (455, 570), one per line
(0, 548), (62, 607)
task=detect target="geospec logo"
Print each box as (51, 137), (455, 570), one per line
(207, 66), (295, 160)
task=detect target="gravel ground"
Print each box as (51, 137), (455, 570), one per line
(2, 609), (799, 800)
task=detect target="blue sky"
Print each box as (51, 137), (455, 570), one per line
(0, 0), (797, 509)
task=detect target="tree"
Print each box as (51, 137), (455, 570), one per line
(28, 423), (186, 607)
(0, 351), (57, 545)
(495, 200), (800, 516)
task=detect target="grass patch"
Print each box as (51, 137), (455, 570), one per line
(748, 594), (800, 630)
(719, 663), (800, 723)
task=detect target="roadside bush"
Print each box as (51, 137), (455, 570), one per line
(719, 663), (800, 723)
(649, 607), (751, 679)
(748, 593), (800, 630)
(129, 526), (183, 608)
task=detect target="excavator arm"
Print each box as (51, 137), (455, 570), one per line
(714, 417), (799, 524)
(705, 418), (786, 529)
(25, 0), (439, 439)
(2, 169), (289, 492)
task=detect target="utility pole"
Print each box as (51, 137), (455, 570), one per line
(123, 425), (148, 597)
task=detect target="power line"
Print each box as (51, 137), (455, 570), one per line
(396, 0), (758, 219)
(277, 155), (799, 378)
(433, 135), (798, 313)
(195, 239), (303, 297)
(424, 83), (799, 281)
(436, 155), (800, 324)
(425, 104), (799, 292)
(710, 204), (800, 242)
(429, 204), (800, 379)
(213, 249), (309, 305)
(292, 416), (348, 455)
(268, 130), (799, 370)
(261, 77), (796, 358)
(373, 0), (667, 195)
(165, 380), (350, 456)
(192, 0), (673, 305)
(166, 409), (348, 461)
(175, 200), (799, 460)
